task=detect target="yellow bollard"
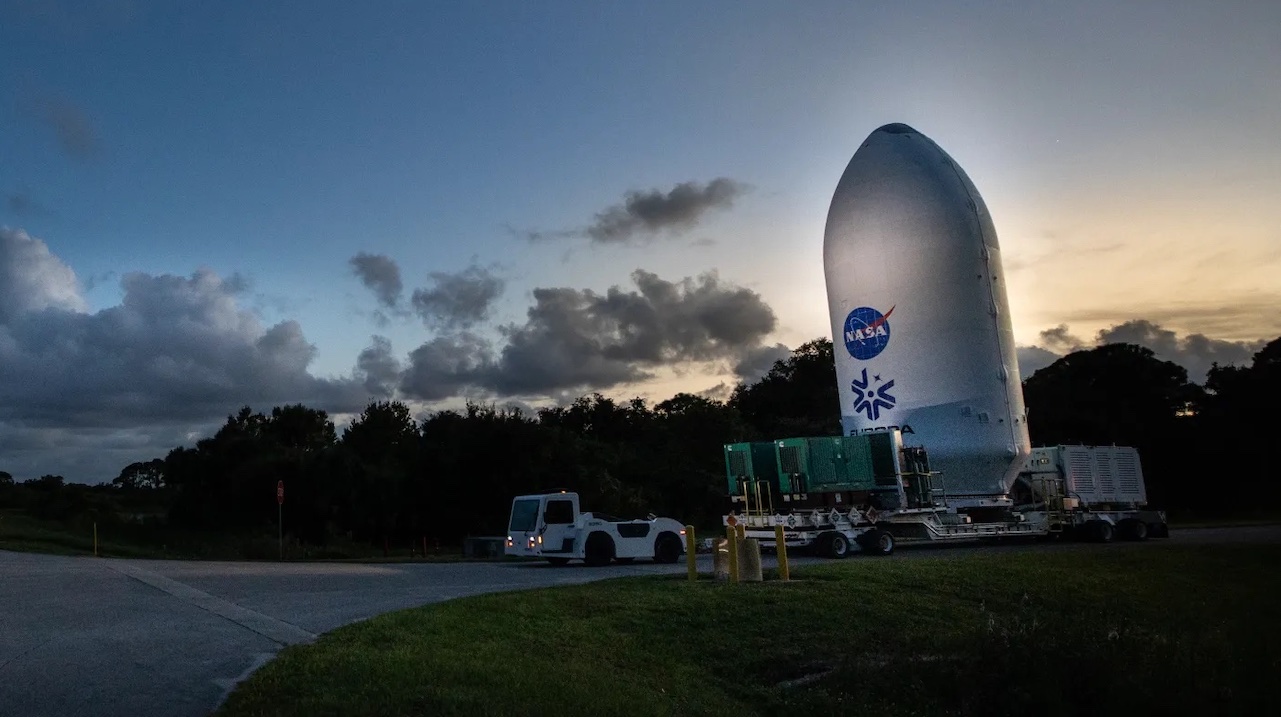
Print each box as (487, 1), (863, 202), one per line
(774, 525), (790, 582)
(685, 525), (697, 581)
(93, 522), (98, 557)
(726, 526), (740, 583)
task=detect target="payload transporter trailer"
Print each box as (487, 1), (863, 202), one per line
(724, 430), (1168, 558)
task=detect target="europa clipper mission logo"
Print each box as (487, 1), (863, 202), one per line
(844, 305), (897, 420)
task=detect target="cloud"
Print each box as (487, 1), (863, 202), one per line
(6, 188), (49, 217)
(399, 269), (779, 399)
(586, 178), (748, 243)
(1017, 319), (1268, 383)
(410, 265), (504, 330)
(349, 253), (403, 308)
(733, 342), (792, 383)
(1016, 345), (1062, 379)
(0, 227), (87, 322)
(1096, 320), (1265, 383)
(31, 94), (101, 160)
(0, 267), (369, 426)
(355, 335), (401, 399)
(400, 332), (494, 402)
(1036, 324), (1086, 354)
(697, 382), (734, 402)
(1, 229), (374, 480)
(524, 178), (749, 245)
(1055, 294), (1281, 343)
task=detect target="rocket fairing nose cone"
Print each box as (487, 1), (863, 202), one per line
(874, 122), (919, 135)
(822, 123), (1030, 499)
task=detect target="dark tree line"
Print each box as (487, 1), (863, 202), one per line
(1022, 338), (1281, 509)
(3, 336), (1278, 545)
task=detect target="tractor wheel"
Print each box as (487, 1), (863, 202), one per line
(653, 532), (683, 564)
(583, 532), (615, 567)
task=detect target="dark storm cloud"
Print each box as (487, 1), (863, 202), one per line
(0, 228), (389, 481)
(1057, 295), (1281, 345)
(1097, 320), (1265, 382)
(355, 335), (401, 399)
(522, 179), (750, 245)
(486, 269), (776, 395)
(349, 253), (403, 308)
(698, 382), (734, 402)
(1017, 319), (1267, 382)
(585, 178), (748, 243)
(30, 94), (101, 160)
(1016, 345), (1062, 379)
(410, 265), (504, 330)
(1, 231), (370, 433)
(398, 269), (779, 400)
(0, 422), (198, 484)
(733, 342), (792, 383)
(399, 332), (494, 402)
(1036, 324), (1087, 354)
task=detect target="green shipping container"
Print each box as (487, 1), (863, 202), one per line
(775, 435), (883, 493)
(723, 442), (780, 495)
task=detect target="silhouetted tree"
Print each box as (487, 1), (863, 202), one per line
(730, 339), (841, 438)
(24, 475), (65, 491)
(113, 459), (167, 491)
(1024, 343), (1204, 507)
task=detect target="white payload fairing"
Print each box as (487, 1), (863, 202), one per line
(823, 123), (1030, 500)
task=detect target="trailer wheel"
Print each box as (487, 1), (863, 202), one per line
(827, 532), (851, 559)
(653, 532), (683, 564)
(868, 530), (895, 556)
(1087, 520), (1114, 543)
(1120, 519), (1148, 541)
(583, 532), (615, 566)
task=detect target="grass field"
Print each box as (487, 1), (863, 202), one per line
(0, 510), (467, 562)
(218, 543), (1281, 717)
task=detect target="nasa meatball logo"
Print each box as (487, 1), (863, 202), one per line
(843, 305), (893, 360)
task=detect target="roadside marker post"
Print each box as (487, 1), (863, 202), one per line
(774, 525), (790, 581)
(684, 525), (697, 581)
(726, 526), (740, 583)
(277, 480), (284, 561)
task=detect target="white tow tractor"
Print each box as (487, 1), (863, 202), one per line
(505, 492), (687, 566)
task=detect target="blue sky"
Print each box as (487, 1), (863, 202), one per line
(2, 0), (1279, 482)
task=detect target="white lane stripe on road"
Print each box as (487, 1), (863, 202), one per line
(104, 561), (316, 646)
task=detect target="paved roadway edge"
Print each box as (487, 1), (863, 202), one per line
(103, 561), (317, 646)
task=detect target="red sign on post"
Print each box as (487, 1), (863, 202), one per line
(277, 480), (284, 505)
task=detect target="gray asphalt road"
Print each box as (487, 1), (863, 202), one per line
(2, 524), (1277, 717)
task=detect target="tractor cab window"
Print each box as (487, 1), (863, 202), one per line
(543, 499), (575, 524)
(509, 499), (540, 531)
